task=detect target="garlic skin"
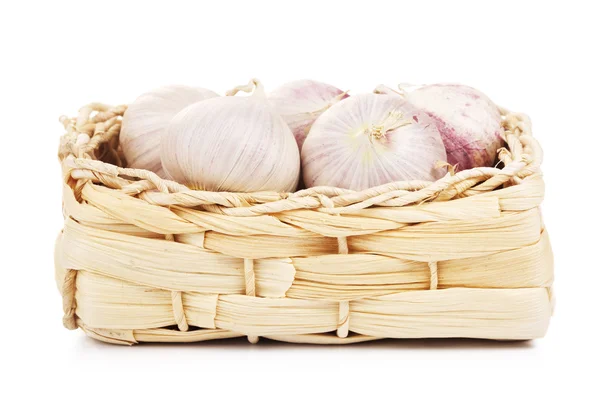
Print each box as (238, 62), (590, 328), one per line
(161, 79), (300, 193)
(269, 80), (348, 150)
(404, 84), (503, 170)
(302, 94), (447, 191)
(120, 85), (218, 177)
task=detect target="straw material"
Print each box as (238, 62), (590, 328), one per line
(55, 103), (553, 345)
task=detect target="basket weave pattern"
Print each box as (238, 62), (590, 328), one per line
(55, 103), (553, 345)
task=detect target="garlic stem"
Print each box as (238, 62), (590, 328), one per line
(225, 78), (266, 98)
(293, 90), (350, 121)
(368, 125), (386, 141)
(367, 111), (412, 142)
(374, 84), (404, 96)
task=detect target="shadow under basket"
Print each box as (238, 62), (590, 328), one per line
(55, 103), (554, 346)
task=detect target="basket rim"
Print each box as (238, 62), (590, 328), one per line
(58, 103), (542, 216)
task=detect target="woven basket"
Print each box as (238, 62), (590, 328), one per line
(55, 102), (554, 345)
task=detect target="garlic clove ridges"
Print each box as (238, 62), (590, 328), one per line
(161, 79), (300, 193)
(120, 85), (219, 177)
(404, 83), (503, 170)
(269, 79), (348, 150)
(302, 93), (447, 191)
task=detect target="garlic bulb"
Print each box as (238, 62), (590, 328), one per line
(161, 79), (300, 192)
(403, 84), (503, 170)
(302, 94), (447, 190)
(120, 85), (218, 176)
(269, 80), (348, 150)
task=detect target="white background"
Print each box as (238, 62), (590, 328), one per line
(1, 0), (598, 402)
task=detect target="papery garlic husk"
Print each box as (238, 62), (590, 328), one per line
(161, 79), (300, 192)
(269, 79), (348, 150)
(302, 93), (447, 191)
(120, 85), (218, 176)
(403, 83), (504, 170)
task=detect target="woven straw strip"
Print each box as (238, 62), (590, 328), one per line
(336, 234), (349, 338)
(337, 301), (350, 338)
(67, 280), (550, 340)
(57, 216), (552, 300)
(170, 291), (189, 332)
(168, 230), (189, 331)
(61, 269), (78, 330)
(244, 258), (259, 344)
(428, 262), (438, 290)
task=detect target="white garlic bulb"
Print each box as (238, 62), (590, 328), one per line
(161, 79), (300, 192)
(302, 94), (447, 191)
(120, 85), (218, 176)
(268, 80), (348, 150)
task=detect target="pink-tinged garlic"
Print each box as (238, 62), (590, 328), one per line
(120, 85), (218, 177)
(404, 84), (504, 170)
(302, 94), (447, 191)
(268, 80), (348, 150)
